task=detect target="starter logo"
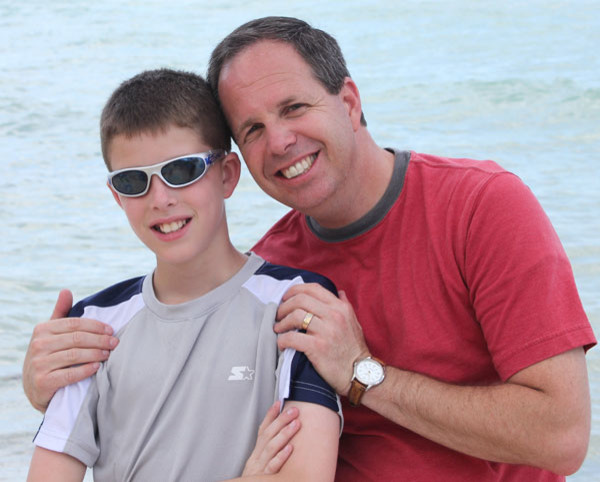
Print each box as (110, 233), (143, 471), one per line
(228, 366), (255, 381)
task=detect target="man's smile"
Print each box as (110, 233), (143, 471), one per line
(280, 153), (317, 179)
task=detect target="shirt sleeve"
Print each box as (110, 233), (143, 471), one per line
(465, 172), (595, 379)
(33, 375), (100, 467)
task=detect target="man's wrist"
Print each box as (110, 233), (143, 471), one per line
(348, 355), (386, 407)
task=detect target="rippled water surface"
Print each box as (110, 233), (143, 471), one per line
(1, 1), (598, 480)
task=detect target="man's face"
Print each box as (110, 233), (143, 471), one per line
(218, 40), (363, 226)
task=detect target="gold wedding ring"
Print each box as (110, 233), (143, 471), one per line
(301, 312), (314, 331)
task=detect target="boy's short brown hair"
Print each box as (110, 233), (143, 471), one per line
(101, 68), (231, 169)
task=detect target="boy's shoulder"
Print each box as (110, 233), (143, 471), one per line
(69, 276), (146, 317)
(252, 258), (337, 296)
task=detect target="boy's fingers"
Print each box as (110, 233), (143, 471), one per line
(256, 401), (282, 436)
(259, 418), (300, 473)
(264, 444), (294, 475)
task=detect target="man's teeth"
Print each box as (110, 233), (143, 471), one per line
(282, 154), (316, 179)
(156, 219), (188, 234)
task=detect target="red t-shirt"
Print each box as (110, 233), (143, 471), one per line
(252, 151), (595, 481)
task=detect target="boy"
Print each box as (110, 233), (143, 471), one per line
(27, 69), (341, 481)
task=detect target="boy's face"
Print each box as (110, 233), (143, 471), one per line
(107, 125), (239, 269)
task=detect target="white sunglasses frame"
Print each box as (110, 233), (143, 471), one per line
(107, 149), (227, 197)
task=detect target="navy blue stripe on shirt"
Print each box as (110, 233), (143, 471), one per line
(69, 276), (145, 317)
(288, 352), (339, 412)
(255, 262), (338, 296)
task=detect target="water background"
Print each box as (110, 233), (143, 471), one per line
(1, 1), (598, 480)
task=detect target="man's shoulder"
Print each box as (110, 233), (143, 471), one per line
(254, 209), (304, 243)
(406, 150), (526, 202)
(69, 276), (146, 317)
(251, 208), (307, 257)
(408, 150), (509, 175)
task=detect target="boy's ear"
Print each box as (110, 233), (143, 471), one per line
(220, 152), (241, 199)
(107, 181), (124, 208)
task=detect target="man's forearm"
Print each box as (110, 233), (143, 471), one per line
(361, 348), (590, 475)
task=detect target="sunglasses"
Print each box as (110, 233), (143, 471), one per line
(108, 149), (226, 197)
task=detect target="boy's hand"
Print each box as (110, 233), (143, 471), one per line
(242, 401), (301, 476)
(22, 289), (119, 412)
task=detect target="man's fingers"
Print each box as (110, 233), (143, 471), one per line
(51, 347), (111, 371)
(31, 331), (117, 360)
(50, 289), (73, 320)
(276, 331), (311, 354)
(47, 362), (102, 392)
(45, 317), (114, 336)
(282, 282), (337, 303)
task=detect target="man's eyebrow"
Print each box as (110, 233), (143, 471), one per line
(234, 96), (301, 139)
(276, 96), (298, 109)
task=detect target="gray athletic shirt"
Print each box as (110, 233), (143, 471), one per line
(34, 253), (342, 481)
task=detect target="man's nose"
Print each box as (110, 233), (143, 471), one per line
(266, 123), (296, 156)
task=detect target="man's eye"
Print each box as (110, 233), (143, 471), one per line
(286, 104), (307, 114)
(243, 124), (262, 142)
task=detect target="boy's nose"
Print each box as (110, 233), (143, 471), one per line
(147, 174), (177, 207)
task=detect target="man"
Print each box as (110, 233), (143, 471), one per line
(23, 17), (595, 481)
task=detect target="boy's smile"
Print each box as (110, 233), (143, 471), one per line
(153, 218), (190, 235)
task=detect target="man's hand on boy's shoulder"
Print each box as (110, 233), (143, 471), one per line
(275, 283), (369, 396)
(22, 289), (119, 412)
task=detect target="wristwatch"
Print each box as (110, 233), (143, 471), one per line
(348, 356), (386, 407)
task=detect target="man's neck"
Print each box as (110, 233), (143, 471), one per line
(311, 136), (395, 229)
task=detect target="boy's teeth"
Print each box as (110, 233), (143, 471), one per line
(282, 154), (316, 179)
(157, 219), (187, 234)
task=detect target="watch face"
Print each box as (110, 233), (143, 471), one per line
(356, 358), (384, 385)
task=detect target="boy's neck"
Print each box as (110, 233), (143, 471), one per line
(152, 243), (248, 305)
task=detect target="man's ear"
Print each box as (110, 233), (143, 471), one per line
(339, 77), (363, 131)
(220, 152), (241, 199)
(107, 181), (124, 208)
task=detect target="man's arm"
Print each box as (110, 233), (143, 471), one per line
(27, 447), (86, 482)
(23, 289), (119, 412)
(275, 283), (592, 476)
(232, 401), (339, 481)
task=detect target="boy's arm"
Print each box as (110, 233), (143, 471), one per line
(232, 400), (339, 481)
(28, 447), (86, 482)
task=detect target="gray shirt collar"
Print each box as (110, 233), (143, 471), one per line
(306, 149), (410, 242)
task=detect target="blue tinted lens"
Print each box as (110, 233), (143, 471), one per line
(161, 157), (206, 185)
(111, 171), (149, 195)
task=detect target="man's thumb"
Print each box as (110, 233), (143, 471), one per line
(51, 289), (73, 320)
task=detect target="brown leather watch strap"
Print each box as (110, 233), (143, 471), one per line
(348, 379), (367, 407)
